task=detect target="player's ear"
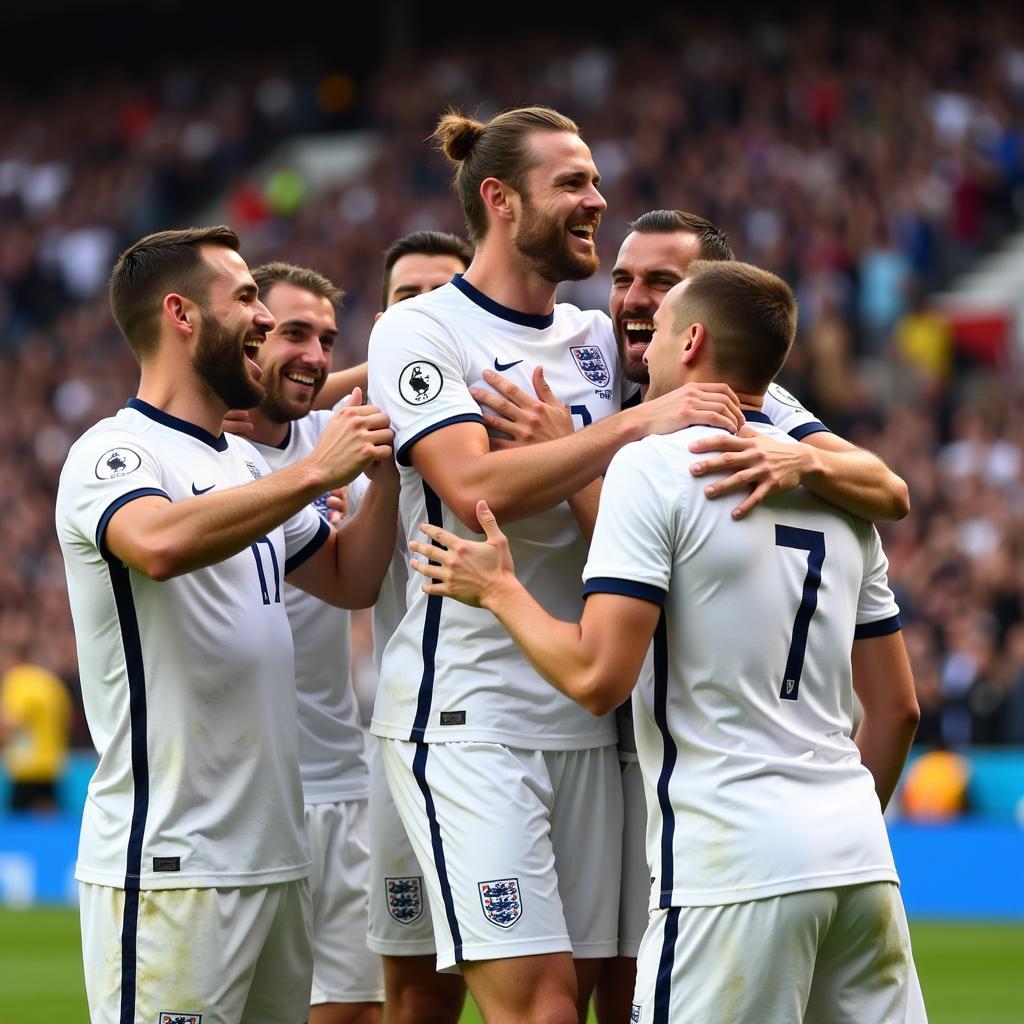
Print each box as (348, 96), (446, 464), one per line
(680, 323), (705, 366)
(480, 177), (517, 224)
(165, 293), (197, 339)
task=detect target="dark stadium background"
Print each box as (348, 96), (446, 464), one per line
(1, 1), (1023, 1020)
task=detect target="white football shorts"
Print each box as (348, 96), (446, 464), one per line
(367, 737), (439, 956)
(305, 798), (385, 1004)
(80, 878), (312, 1024)
(381, 738), (622, 971)
(631, 881), (928, 1023)
(619, 758), (650, 958)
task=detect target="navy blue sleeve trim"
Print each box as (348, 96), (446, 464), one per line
(789, 421), (829, 441)
(285, 517), (330, 575)
(396, 413), (485, 466)
(854, 614), (902, 639)
(96, 488), (170, 561)
(583, 576), (666, 607)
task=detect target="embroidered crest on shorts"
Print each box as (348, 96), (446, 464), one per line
(478, 877), (522, 928)
(570, 345), (611, 388)
(399, 360), (443, 405)
(158, 1014), (202, 1024)
(386, 875), (424, 924)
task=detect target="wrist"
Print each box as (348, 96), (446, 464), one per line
(480, 572), (520, 615)
(800, 443), (825, 482)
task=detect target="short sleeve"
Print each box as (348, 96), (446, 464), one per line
(764, 383), (830, 441)
(58, 430), (170, 560)
(854, 526), (901, 638)
(367, 305), (483, 466)
(582, 441), (674, 606)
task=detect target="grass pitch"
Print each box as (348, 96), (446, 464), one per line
(0, 908), (1020, 1023)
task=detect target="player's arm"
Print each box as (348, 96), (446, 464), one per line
(106, 393), (392, 580)
(313, 363), (368, 410)
(409, 500), (658, 713)
(286, 457), (401, 608)
(851, 630), (921, 810)
(412, 383), (741, 531)
(689, 427), (910, 522)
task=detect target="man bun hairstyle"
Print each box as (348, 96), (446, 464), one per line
(380, 230), (474, 308)
(251, 262), (344, 308)
(431, 105), (579, 245)
(629, 210), (734, 263)
(109, 225), (240, 360)
(673, 260), (797, 394)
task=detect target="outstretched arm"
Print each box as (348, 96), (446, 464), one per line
(408, 500), (658, 713)
(689, 428), (910, 522)
(314, 363), (369, 410)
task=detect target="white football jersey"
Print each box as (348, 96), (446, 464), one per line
(250, 410), (368, 804)
(367, 275), (618, 748)
(583, 419), (902, 908)
(56, 399), (328, 890)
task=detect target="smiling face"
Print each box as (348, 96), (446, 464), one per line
(609, 230), (702, 384)
(192, 244), (273, 410)
(245, 281), (337, 423)
(512, 131), (606, 283)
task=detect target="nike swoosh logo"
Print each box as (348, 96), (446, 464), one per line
(493, 358), (524, 372)
(191, 483), (215, 495)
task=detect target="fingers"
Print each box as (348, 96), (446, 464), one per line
(730, 481), (774, 519)
(481, 368), (528, 405)
(409, 540), (451, 565)
(471, 387), (521, 424)
(688, 435), (749, 455)
(416, 522), (459, 550)
(703, 465), (761, 498)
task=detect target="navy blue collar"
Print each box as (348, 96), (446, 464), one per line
(742, 409), (772, 425)
(250, 422), (292, 451)
(451, 274), (555, 330)
(126, 397), (229, 451)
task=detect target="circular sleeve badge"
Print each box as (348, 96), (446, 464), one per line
(95, 447), (143, 479)
(766, 382), (804, 409)
(398, 361), (443, 405)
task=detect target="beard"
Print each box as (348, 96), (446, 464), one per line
(613, 322), (652, 386)
(514, 196), (599, 284)
(260, 368), (324, 425)
(192, 311), (264, 410)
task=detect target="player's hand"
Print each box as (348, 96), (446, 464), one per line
(471, 366), (574, 451)
(409, 500), (515, 608)
(363, 447), (401, 489)
(309, 388), (394, 489)
(221, 409), (253, 435)
(629, 382), (744, 438)
(325, 487), (348, 526)
(689, 425), (811, 519)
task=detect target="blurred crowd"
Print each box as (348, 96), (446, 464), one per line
(2, 8), (1024, 749)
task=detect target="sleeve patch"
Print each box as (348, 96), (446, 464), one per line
(95, 447), (143, 480)
(399, 361), (444, 405)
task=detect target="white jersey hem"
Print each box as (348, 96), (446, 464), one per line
(301, 784), (370, 805)
(369, 720), (616, 750)
(655, 865), (900, 909)
(75, 860), (312, 890)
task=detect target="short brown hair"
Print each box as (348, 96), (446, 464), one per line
(671, 260), (797, 393)
(431, 106), (579, 245)
(251, 262), (345, 308)
(109, 225), (240, 359)
(380, 230), (473, 308)
(629, 210), (734, 262)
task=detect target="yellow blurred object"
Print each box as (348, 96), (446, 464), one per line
(1, 663), (71, 783)
(901, 749), (970, 820)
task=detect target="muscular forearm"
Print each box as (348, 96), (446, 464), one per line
(329, 480), (400, 605)
(314, 364), (369, 410)
(854, 711), (919, 811)
(110, 458), (331, 581)
(568, 479), (602, 542)
(801, 446), (910, 522)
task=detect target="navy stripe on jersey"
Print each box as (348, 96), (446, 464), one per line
(789, 421), (829, 440)
(583, 577), (666, 607)
(653, 906), (681, 1023)
(126, 397), (229, 451)
(410, 482), (444, 742)
(854, 614), (902, 639)
(108, 559), (149, 890)
(119, 888), (141, 1024)
(284, 517), (330, 575)
(652, 613), (678, 908)
(96, 488), (170, 560)
(412, 742), (464, 962)
(397, 413), (485, 466)
(451, 273), (554, 330)
(742, 410), (773, 425)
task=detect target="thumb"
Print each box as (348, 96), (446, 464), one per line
(346, 386), (363, 407)
(737, 424), (758, 438)
(476, 499), (501, 539)
(533, 365), (555, 403)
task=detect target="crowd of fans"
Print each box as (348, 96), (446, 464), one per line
(2, 8), (1024, 750)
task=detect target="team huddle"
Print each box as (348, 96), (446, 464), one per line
(56, 105), (927, 1024)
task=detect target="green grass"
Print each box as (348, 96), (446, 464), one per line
(0, 909), (1020, 1022)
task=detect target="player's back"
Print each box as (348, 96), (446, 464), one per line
(597, 422), (901, 910)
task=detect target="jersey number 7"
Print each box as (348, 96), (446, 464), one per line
(775, 526), (825, 701)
